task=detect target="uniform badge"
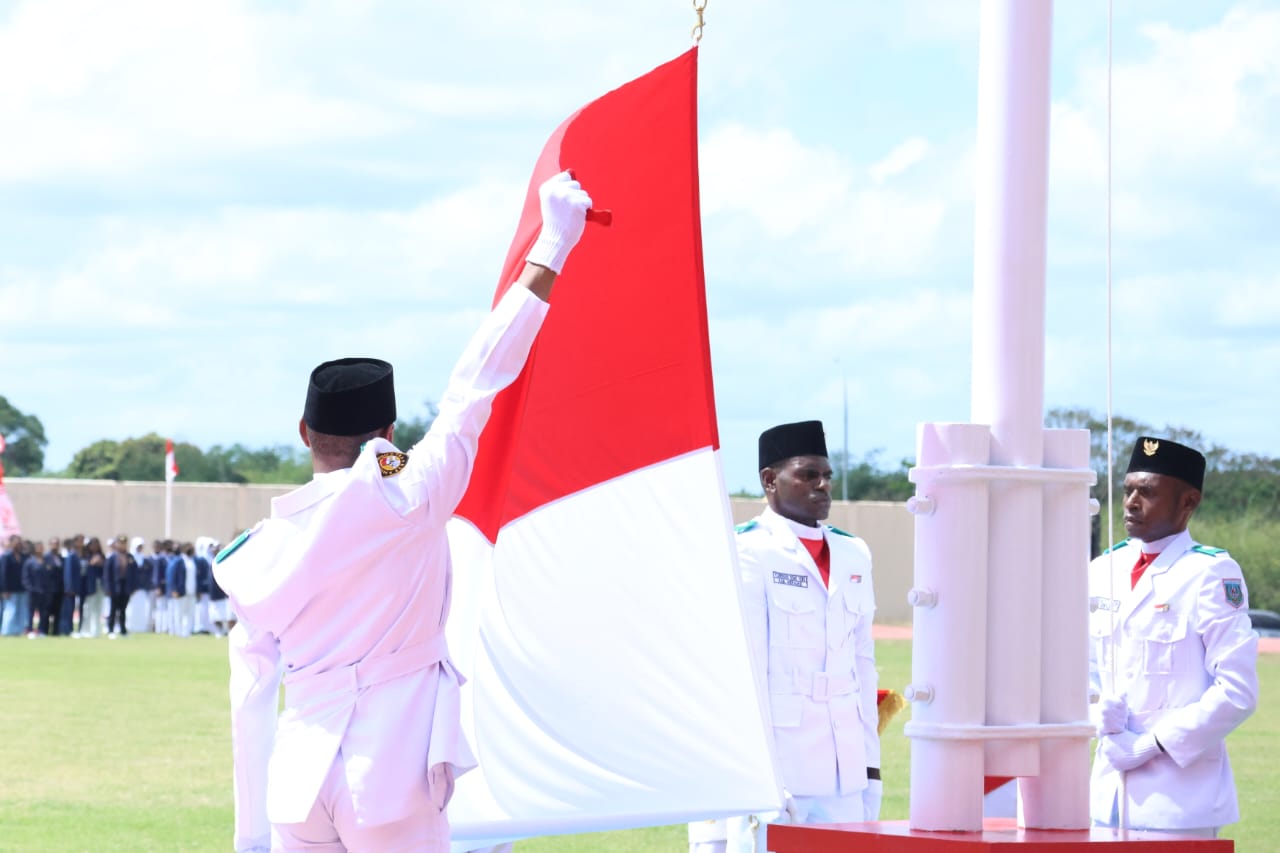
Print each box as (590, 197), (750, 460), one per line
(1223, 578), (1244, 608)
(1154, 603), (1170, 613)
(772, 571), (808, 588)
(377, 451), (409, 477)
(1089, 596), (1120, 613)
(849, 574), (862, 583)
(1143, 438), (1159, 456)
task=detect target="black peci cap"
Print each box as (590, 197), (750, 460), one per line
(758, 420), (829, 470)
(303, 357), (396, 437)
(1126, 436), (1205, 491)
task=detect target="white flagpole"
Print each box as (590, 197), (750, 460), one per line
(164, 479), (173, 539)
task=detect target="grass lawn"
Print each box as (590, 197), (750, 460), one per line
(0, 635), (1273, 851)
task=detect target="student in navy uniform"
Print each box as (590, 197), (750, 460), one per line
(214, 170), (594, 853)
(58, 537), (82, 636)
(0, 534), (28, 636)
(1088, 436), (1258, 837)
(720, 421), (880, 853)
(104, 535), (136, 637)
(126, 537), (154, 633)
(25, 540), (54, 636)
(79, 537), (107, 638)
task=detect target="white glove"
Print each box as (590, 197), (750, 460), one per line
(1089, 694), (1128, 736)
(1098, 730), (1161, 771)
(862, 777), (883, 821)
(782, 790), (798, 823)
(526, 170), (592, 274)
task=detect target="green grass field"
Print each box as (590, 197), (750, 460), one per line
(0, 636), (1273, 851)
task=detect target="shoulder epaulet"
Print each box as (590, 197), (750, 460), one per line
(826, 525), (856, 539)
(1192, 544), (1226, 556)
(735, 520), (759, 534)
(1101, 539), (1132, 554)
(214, 525), (256, 565)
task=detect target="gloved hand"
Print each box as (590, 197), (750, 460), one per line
(862, 777), (883, 821)
(526, 170), (593, 274)
(1089, 694), (1128, 736)
(1098, 730), (1161, 771)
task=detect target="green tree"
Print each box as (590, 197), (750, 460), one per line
(0, 395), (48, 475)
(394, 400), (439, 450)
(65, 439), (124, 480)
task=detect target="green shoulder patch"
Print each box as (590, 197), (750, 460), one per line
(1193, 544), (1226, 556)
(1101, 539), (1132, 555)
(735, 520), (759, 534)
(826, 525), (857, 539)
(215, 526), (254, 564)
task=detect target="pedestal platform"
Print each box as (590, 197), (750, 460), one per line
(768, 819), (1231, 852)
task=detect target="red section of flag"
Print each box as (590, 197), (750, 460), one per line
(984, 775), (1014, 795)
(455, 49), (717, 543)
(165, 439), (179, 482)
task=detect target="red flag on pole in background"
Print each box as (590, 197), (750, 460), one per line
(445, 49), (780, 846)
(165, 439), (179, 483)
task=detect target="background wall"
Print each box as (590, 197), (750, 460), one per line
(3, 479), (915, 622)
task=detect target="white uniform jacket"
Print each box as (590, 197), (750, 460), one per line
(1087, 530), (1259, 829)
(737, 507), (879, 798)
(214, 287), (549, 852)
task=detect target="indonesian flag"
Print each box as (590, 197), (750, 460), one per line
(445, 48), (781, 845)
(165, 439), (179, 483)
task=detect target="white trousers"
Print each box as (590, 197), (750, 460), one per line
(272, 751), (448, 852)
(79, 592), (105, 637)
(153, 594), (169, 633)
(172, 594), (195, 637)
(125, 590), (152, 633)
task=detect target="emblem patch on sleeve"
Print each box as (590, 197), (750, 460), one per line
(1222, 578), (1244, 608)
(772, 571), (808, 588)
(377, 451), (409, 477)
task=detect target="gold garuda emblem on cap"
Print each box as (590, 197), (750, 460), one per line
(1143, 439), (1160, 457)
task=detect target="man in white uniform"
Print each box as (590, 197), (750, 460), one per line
(718, 420), (880, 853)
(213, 170), (594, 853)
(1088, 436), (1258, 837)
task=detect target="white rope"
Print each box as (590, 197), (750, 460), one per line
(1103, 0), (1129, 836)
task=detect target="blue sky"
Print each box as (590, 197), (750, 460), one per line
(2, 1), (1278, 493)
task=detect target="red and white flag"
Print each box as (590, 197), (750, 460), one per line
(165, 439), (179, 483)
(445, 49), (780, 845)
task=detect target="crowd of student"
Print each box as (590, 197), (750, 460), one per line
(0, 532), (234, 638)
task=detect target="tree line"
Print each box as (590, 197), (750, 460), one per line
(3, 395), (1277, 609)
(0, 394), (437, 485)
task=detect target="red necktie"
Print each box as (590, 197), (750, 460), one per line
(1130, 551), (1158, 589)
(800, 537), (831, 588)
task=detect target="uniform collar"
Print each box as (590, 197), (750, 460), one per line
(1118, 529), (1194, 623)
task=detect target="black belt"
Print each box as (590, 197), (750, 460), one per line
(867, 767), (880, 781)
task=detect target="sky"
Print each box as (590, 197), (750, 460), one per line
(1, 0), (1278, 495)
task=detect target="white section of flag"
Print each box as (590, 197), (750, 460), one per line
(165, 439), (178, 483)
(0, 434), (7, 454)
(445, 447), (782, 846)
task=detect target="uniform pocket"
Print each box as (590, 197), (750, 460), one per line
(769, 592), (820, 649)
(1141, 614), (1189, 674)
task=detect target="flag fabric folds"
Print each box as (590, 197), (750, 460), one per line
(165, 439), (179, 483)
(446, 48), (782, 845)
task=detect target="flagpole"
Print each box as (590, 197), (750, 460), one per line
(842, 375), (849, 502)
(164, 479), (172, 539)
